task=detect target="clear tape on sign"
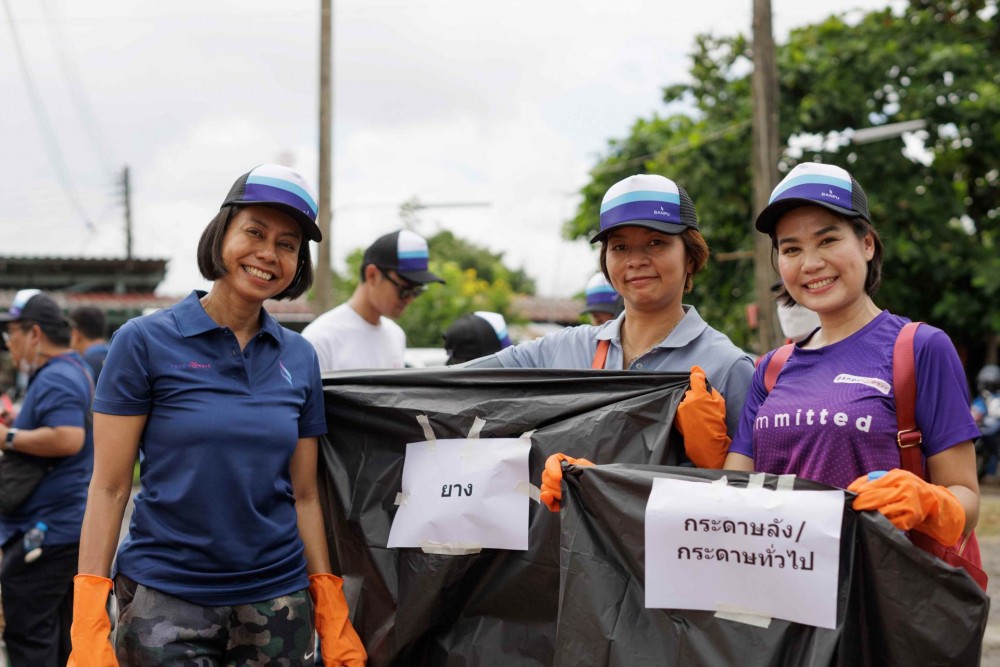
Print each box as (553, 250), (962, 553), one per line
(776, 474), (797, 491)
(516, 479), (541, 503)
(416, 414), (436, 445)
(419, 540), (483, 555)
(467, 416), (486, 439)
(714, 602), (772, 628)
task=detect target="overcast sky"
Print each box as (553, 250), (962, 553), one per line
(1, 0), (898, 298)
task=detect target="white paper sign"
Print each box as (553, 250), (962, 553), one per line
(644, 478), (844, 629)
(387, 438), (531, 551)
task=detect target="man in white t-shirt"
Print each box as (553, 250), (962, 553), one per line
(303, 229), (444, 371)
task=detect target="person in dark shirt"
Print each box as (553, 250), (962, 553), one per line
(69, 306), (109, 384)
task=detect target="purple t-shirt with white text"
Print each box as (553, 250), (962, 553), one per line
(730, 311), (979, 489)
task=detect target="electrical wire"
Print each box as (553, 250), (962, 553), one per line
(3, 0), (93, 229)
(40, 0), (117, 176)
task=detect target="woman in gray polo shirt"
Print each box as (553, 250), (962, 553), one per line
(470, 174), (753, 441)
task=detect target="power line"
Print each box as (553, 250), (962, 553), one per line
(40, 0), (117, 175)
(3, 0), (93, 229)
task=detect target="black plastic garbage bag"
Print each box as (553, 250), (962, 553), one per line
(556, 463), (989, 667)
(318, 368), (692, 666)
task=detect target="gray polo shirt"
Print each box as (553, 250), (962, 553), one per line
(492, 305), (754, 435)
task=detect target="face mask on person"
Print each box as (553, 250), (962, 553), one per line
(17, 337), (42, 377)
(777, 303), (821, 343)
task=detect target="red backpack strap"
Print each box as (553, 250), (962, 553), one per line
(763, 344), (795, 393)
(893, 322), (925, 478)
(591, 339), (611, 370)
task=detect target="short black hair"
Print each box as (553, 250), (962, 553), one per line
(18, 319), (71, 347)
(69, 306), (107, 339)
(197, 205), (314, 301)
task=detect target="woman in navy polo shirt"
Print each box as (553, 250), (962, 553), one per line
(69, 165), (366, 666)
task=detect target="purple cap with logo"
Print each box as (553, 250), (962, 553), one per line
(591, 174), (699, 243)
(223, 164), (321, 242)
(755, 162), (870, 234)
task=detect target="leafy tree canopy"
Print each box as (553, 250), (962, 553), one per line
(565, 0), (999, 355)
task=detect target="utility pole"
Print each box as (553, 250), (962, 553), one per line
(314, 0), (334, 312)
(751, 0), (781, 353)
(122, 165), (133, 261)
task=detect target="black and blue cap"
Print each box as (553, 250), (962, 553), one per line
(223, 164), (322, 242)
(0, 289), (70, 329)
(443, 311), (512, 365)
(591, 174), (699, 243)
(755, 163), (870, 234)
(581, 272), (620, 315)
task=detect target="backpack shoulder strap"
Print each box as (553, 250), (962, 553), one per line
(894, 322), (925, 479)
(592, 339), (611, 370)
(763, 344), (795, 393)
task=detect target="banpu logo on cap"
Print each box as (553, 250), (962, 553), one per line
(768, 163), (852, 207)
(591, 173), (698, 242)
(755, 162), (870, 233)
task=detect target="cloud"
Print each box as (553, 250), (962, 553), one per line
(0, 0), (897, 299)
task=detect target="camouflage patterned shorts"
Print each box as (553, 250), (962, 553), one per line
(113, 574), (316, 666)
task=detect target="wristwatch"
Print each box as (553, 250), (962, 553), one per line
(3, 428), (17, 451)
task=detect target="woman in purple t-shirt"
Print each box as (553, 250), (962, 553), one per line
(726, 163), (980, 550)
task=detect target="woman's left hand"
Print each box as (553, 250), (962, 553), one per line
(848, 468), (965, 546)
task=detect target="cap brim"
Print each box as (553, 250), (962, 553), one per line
(590, 219), (689, 243)
(398, 269), (445, 285)
(234, 202), (322, 242)
(0, 313), (18, 324)
(755, 198), (863, 235)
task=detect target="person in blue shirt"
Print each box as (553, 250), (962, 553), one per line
(69, 306), (110, 385)
(0, 288), (94, 667)
(69, 165), (366, 666)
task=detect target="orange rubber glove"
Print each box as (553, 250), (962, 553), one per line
(540, 453), (594, 512)
(848, 468), (965, 547)
(674, 365), (730, 469)
(67, 574), (118, 667)
(308, 573), (367, 667)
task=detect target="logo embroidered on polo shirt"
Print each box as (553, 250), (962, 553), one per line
(170, 361), (213, 370)
(279, 360), (293, 386)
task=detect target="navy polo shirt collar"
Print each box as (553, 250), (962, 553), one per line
(174, 290), (284, 344)
(595, 305), (708, 349)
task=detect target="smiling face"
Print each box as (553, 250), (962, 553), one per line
(603, 225), (692, 314)
(774, 206), (875, 323)
(216, 206), (303, 306)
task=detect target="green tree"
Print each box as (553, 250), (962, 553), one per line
(426, 230), (536, 294)
(565, 0), (1000, 356)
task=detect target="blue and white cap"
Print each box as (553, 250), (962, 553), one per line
(442, 310), (511, 364)
(581, 272), (620, 315)
(755, 162), (870, 234)
(591, 174), (699, 243)
(473, 311), (512, 349)
(223, 164), (321, 242)
(363, 229), (444, 284)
